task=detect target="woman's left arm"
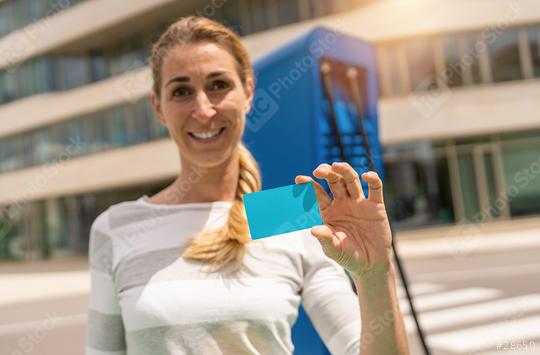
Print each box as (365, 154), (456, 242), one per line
(295, 162), (409, 355)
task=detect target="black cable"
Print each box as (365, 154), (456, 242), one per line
(345, 66), (431, 354)
(320, 59), (431, 355)
(321, 62), (347, 162)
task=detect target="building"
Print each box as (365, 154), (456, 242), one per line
(1, 0), (539, 260)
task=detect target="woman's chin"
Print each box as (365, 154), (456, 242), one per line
(187, 151), (232, 168)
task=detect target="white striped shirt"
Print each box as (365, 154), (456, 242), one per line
(86, 196), (361, 355)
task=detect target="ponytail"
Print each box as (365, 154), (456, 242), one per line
(181, 142), (261, 273)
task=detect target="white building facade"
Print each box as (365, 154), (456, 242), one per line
(1, 0), (539, 260)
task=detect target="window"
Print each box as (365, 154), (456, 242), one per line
(405, 38), (438, 91)
(89, 49), (109, 83)
(145, 98), (168, 139)
(442, 35), (465, 87)
(527, 26), (540, 77)
(501, 135), (540, 217)
(0, 0), (82, 37)
(0, 98), (170, 174)
(464, 33), (483, 85)
(488, 28), (522, 82)
(33, 57), (55, 94)
(384, 143), (454, 228)
(109, 107), (129, 147)
(33, 130), (49, 165)
(20, 132), (32, 168)
(275, 0), (300, 26)
(132, 101), (150, 143)
(378, 44), (403, 96)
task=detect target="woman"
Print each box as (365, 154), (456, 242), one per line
(86, 16), (409, 355)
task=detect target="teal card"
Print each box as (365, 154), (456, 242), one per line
(243, 182), (323, 240)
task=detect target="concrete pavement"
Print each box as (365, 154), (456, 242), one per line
(1, 218), (539, 355)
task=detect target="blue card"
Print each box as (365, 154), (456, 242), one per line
(243, 182), (323, 240)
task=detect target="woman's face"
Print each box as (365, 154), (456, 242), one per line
(151, 42), (253, 168)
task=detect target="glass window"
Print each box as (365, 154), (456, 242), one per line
(456, 153), (482, 221)
(15, 62), (28, 99)
(119, 106), (136, 145)
(132, 100), (150, 143)
(33, 57), (53, 94)
(41, 126), (57, 162)
(275, 0), (300, 26)
(465, 33), (483, 85)
(33, 130), (49, 165)
(527, 26), (540, 77)
(109, 43), (135, 76)
(145, 98), (168, 139)
(73, 55), (89, 88)
(20, 132), (32, 168)
(381, 44), (403, 96)
(0, 138), (8, 173)
(0, 70), (16, 103)
(69, 56), (89, 89)
(82, 114), (98, 154)
(502, 140), (540, 217)
(384, 143), (454, 229)
(0, 141), (4, 173)
(0, 4), (7, 36)
(59, 122), (73, 156)
(0, 0), (78, 37)
(70, 118), (87, 156)
(405, 38), (438, 91)
(89, 49), (109, 82)
(222, 0), (244, 35)
(93, 112), (112, 152)
(250, 0), (267, 33)
(0, 98), (170, 174)
(4, 136), (23, 171)
(51, 57), (62, 91)
(109, 107), (128, 147)
(488, 28), (522, 82)
(443, 33), (481, 87)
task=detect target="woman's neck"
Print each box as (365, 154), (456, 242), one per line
(153, 152), (239, 205)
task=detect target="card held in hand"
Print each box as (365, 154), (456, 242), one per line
(243, 182), (323, 240)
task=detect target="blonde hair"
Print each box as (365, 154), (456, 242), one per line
(149, 16), (253, 97)
(149, 16), (261, 273)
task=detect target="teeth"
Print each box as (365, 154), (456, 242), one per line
(191, 128), (222, 139)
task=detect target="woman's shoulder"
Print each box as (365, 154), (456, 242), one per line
(91, 195), (230, 236)
(90, 196), (150, 235)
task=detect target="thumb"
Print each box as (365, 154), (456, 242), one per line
(311, 224), (333, 240)
(310, 224), (337, 253)
(310, 225), (343, 264)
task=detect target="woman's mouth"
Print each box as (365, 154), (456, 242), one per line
(188, 127), (226, 144)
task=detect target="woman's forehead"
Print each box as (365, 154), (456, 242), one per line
(162, 42), (238, 79)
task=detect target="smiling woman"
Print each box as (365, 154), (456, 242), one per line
(86, 16), (409, 355)
(147, 17), (259, 274)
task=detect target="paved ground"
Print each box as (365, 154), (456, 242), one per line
(1, 220), (539, 355)
(401, 247), (540, 354)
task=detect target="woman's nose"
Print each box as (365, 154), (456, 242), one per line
(192, 92), (216, 122)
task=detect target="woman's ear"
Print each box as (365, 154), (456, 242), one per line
(150, 91), (166, 126)
(244, 77), (255, 113)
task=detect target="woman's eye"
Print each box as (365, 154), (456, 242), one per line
(210, 80), (230, 91)
(172, 87), (192, 97)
